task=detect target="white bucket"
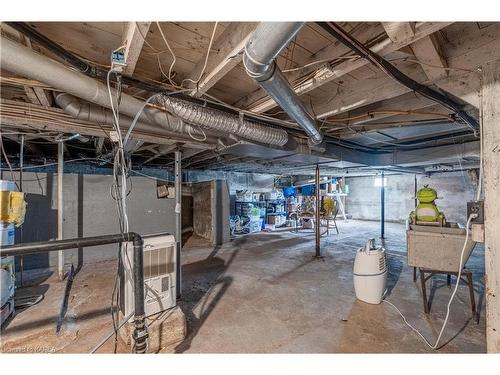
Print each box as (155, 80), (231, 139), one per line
(0, 223), (15, 246)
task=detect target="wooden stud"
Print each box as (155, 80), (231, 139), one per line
(382, 22), (416, 44)
(411, 34), (448, 82)
(122, 22), (151, 76)
(482, 59), (500, 353)
(186, 22), (257, 97)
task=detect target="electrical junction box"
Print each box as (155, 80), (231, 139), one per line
(120, 233), (176, 320)
(467, 200), (484, 224)
(111, 51), (127, 73)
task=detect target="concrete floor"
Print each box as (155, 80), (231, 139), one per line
(176, 220), (486, 353)
(0, 220), (486, 353)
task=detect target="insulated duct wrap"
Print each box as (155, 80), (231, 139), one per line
(54, 93), (219, 145)
(162, 97), (289, 146)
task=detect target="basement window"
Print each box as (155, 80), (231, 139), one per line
(374, 177), (387, 187)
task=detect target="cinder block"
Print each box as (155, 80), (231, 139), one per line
(120, 306), (186, 353)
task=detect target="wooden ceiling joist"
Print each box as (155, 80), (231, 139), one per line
(410, 33), (448, 82)
(243, 22), (452, 114)
(381, 22), (416, 44)
(122, 22), (152, 76)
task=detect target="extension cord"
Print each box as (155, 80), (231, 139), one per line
(384, 213), (476, 350)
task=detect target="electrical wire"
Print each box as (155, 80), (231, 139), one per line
(317, 22), (480, 133)
(384, 214), (476, 349)
(155, 21), (180, 88)
(122, 89), (192, 148)
(324, 110), (453, 124)
(90, 312), (134, 353)
(187, 123), (207, 142)
(476, 69), (484, 201)
(389, 57), (479, 74)
(106, 64), (131, 353)
(282, 55), (359, 73)
(0, 133), (20, 190)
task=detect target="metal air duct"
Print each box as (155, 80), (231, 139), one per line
(243, 22), (324, 144)
(54, 93), (219, 145)
(0, 36), (289, 147)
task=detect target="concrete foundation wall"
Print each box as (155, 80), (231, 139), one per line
(192, 181), (213, 242)
(345, 171), (477, 224)
(9, 169), (276, 270)
(192, 180), (230, 245)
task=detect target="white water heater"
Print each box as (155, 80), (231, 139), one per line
(353, 238), (387, 304)
(120, 233), (176, 320)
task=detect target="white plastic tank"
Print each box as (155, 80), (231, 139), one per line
(353, 238), (387, 304)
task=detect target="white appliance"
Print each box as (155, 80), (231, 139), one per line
(353, 238), (387, 304)
(120, 233), (176, 320)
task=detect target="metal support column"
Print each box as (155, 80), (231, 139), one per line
(315, 164), (321, 257)
(380, 171), (385, 239)
(57, 142), (64, 280)
(414, 174), (418, 208)
(174, 150), (182, 299)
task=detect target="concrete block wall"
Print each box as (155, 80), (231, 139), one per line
(345, 171), (477, 224)
(11, 172), (179, 271)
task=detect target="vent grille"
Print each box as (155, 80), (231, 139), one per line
(379, 255), (386, 271)
(143, 246), (175, 279)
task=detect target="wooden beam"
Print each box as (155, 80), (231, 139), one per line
(24, 86), (42, 105)
(313, 68), (480, 120)
(122, 22), (151, 76)
(21, 36), (54, 107)
(32, 87), (53, 107)
(411, 34), (448, 82)
(2, 134), (41, 154)
(95, 137), (105, 155)
(335, 91), (437, 126)
(382, 22), (416, 44)
(240, 22), (452, 114)
(482, 59), (500, 353)
(186, 22), (257, 97)
(19, 36), (52, 107)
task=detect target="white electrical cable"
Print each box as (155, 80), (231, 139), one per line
(476, 70), (484, 202)
(155, 21), (179, 88)
(384, 214), (476, 350)
(187, 123), (207, 142)
(122, 89), (192, 148)
(90, 311), (134, 353)
(181, 21), (218, 89)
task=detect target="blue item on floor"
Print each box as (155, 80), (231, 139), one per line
(283, 187), (296, 197)
(301, 185), (315, 196)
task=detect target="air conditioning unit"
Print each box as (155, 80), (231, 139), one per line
(120, 233), (176, 320)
